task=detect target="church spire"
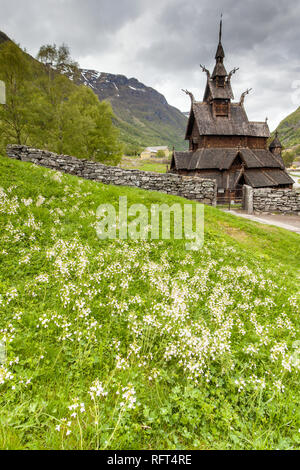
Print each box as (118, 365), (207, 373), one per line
(212, 15), (227, 78)
(202, 17), (235, 103)
(215, 15), (225, 61)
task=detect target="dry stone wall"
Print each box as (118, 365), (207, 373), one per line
(253, 188), (300, 214)
(243, 185), (300, 215)
(6, 145), (217, 205)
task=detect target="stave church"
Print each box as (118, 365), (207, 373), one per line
(170, 19), (294, 201)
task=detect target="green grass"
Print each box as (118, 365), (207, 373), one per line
(0, 154), (299, 450)
(276, 106), (300, 148)
(120, 157), (167, 173)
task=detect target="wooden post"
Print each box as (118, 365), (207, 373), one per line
(0, 81), (5, 105)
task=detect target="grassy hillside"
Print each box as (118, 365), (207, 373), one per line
(0, 154), (299, 450)
(276, 106), (300, 148)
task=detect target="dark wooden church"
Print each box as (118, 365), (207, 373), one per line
(170, 19), (294, 201)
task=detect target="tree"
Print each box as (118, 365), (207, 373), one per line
(36, 45), (122, 163)
(156, 149), (166, 158)
(0, 41), (43, 149)
(37, 43), (80, 82)
(88, 108), (123, 164)
(36, 44), (57, 68)
(82, 91), (123, 164)
(39, 84), (123, 164)
(124, 143), (142, 156)
(282, 151), (295, 168)
(36, 73), (76, 153)
(0, 40), (122, 164)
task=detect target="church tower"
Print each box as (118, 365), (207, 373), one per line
(202, 18), (235, 118)
(269, 131), (283, 158)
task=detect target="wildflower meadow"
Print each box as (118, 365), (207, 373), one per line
(0, 155), (299, 450)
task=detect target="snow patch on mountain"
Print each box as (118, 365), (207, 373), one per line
(129, 85), (145, 92)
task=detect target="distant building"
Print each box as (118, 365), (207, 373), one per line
(170, 19), (294, 201)
(140, 146), (169, 159)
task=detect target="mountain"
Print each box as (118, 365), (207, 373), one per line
(0, 30), (187, 152)
(80, 69), (188, 151)
(275, 106), (300, 149)
(0, 31), (10, 43)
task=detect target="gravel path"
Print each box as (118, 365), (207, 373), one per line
(222, 209), (300, 234)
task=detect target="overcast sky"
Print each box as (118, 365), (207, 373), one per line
(1, 0), (300, 130)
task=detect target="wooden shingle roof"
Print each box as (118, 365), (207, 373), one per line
(269, 131), (283, 149)
(205, 80), (234, 100)
(172, 148), (283, 171)
(239, 149), (285, 169)
(171, 149), (294, 188)
(212, 62), (227, 78)
(172, 148), (237, 170)
(186, 102), (270, 139)
(244, 169), (294, 187)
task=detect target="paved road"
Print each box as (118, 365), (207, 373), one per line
(222, 209), (300, 234)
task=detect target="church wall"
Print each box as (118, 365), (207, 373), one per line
(195, 135), (267, 149)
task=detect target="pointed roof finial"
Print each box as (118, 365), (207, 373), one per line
(219, 13), (223, 43)
(215, 14), (225, 61)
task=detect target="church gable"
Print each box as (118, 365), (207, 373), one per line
(229, 153), (243, 169)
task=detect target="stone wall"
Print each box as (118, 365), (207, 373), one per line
(253, 188), (300, 214)
(6, 145), (217, 206)
(243, 185), (300, 215)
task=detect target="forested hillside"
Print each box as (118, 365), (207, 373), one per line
(80, 69), (188, 152)
(0, 34), (123, 164)
(0, 32), (187, 157)
(276, 106), (300, 149)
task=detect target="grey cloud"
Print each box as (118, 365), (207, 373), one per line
(0, 0), (299, 129)
(0, 0), (146, 54)
(136, 0), (300, 72)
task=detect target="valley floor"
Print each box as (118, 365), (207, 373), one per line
(120, 156), (168, 173)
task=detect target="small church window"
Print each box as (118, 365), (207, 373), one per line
(215, 102), (228, 117)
